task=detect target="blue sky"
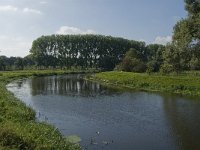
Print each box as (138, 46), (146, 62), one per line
(0, 0), (187, 57)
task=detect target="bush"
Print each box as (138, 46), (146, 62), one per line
(160, 64), (174, 74)
(146, 62), (154, 74)
(190, 57), (200, 70)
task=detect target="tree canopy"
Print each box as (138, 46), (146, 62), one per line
(161, 0), (200, 72)
(30, 34), (146, 70)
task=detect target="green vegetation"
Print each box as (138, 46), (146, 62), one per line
(0, 70), (81, 150)
(0, 0), (199, 149)
(1, 1), (200, 74)
(0, 34), (166, 73)
(161, 0), (200, 72)
(29, 35), (166, 72)
(88, 71), (200, 97)
(113, 0), (200, 74)
(0, 56), (35, 71)
(30, 34), (146, 70)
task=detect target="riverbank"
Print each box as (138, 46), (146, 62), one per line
(88, 71), (200, 97)
(0, 70), (83, 150)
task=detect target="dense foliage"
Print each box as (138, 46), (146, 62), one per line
(30, 34), (146, 70)
(116, 48), (146, 72)
(0, 35), (165, 73)
(117, 45), (165, 73)
(0, 55), (34, 71)
(161, 0), (200, 72)
(29, 34), (166, 72)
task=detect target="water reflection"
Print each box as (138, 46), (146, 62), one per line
(31, 74), (118, 97)
(6, 74), (200, 150)
(163, 96), (200, 150)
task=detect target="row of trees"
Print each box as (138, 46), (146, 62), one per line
(30, 34), (146, 70)
(30, 34), (168, 72)
(0, 34), (164, 71)
(0, 35), (164, 71)
(0, 55), (34, 71)
(1, 1), (199, 73)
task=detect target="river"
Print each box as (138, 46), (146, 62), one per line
(7, 74), (200, 150)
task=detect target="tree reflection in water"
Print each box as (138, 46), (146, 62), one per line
(163, 95), (200, 150)
(31, 74), (119, 97)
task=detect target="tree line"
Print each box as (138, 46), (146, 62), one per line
(0, 55), (34, 71)
(29, 34), (166, 72)
(0, 34), (164, 72)
(30, 34), (146, 70)
(0, 0), (199, 73)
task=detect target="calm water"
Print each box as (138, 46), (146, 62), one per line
(7, 74), (200, 150)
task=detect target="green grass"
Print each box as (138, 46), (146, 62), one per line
(88, 71), (200, 97)
(0, 70), (82, 150)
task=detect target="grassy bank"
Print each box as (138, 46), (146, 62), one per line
(88, 71), (200, 97)
(0, 70), (82, 150)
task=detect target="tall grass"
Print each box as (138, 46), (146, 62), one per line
(0, 70), (82, 150)
(88, 71), (200, 97)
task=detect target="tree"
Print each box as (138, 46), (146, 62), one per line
(185, 0), (200, 15)
(160, 64), (174, 74)
(23, 54), (35, 67)
(14, 57), (24, 70)
(0, 57), (6, 71)
(161, 0), (200, 72)
(145, 44), (165, 72)
(146, 61), (158, 74)
(189, 56), (200, 70)
(118, 48), (146, 72)
(162, 44), (181, 73)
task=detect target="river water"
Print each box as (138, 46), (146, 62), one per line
(7, 74), (200, 150)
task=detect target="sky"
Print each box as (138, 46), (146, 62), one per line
(0, 0), (187, 57)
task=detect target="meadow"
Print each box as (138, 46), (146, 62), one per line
(88, 71), (200, 97)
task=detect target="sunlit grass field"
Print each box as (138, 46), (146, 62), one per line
(89, 71), (200, 97)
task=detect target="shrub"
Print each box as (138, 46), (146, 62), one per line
(160, 64), (174, 74)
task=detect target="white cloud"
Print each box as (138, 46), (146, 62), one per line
(153, 36), (172, 45)
(0, 5), (18, 12)
(56, 26), (96, 35)
(0, 36), (31, 57)
(0, 5), (42, 15)
(23, 8), (42, 15)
